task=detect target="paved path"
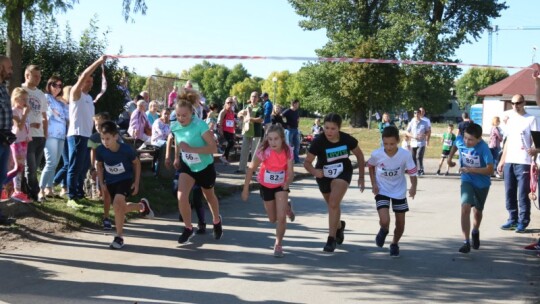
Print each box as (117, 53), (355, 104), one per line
(1, 159), (540, 303)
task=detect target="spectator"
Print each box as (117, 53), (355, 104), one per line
(281, 99), (301, 164)
(168, 85), (178, 108)
(66, 56), (107, 208)
(406, 109), (429, 175)
(419, 107), (432, 145)
(140, 90), (150, 111)
(39, 76), (69, 201)
(458, 112), (474, 137)
(128, 100), (152, 146)
(378, 112), (395, 133)
(0, 56), (15, 225)
(22, 65), (48, 201)
(236, 91), (263, 173)
(497, 94), (537, 233)
(53, 85), (72, 197)
(146, 100), (159, 126)
(117, 76), (131, 105)
(488, 116), (502, 178)
(150, 107), (171, 176)
(261, 92), (273, 131)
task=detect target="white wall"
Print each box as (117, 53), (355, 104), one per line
(482, 97), (505, 134)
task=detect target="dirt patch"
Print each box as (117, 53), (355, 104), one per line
(0, 202), (79, 251)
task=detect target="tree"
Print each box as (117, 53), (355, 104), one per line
(230, 77), (262, 108)
(288, 0), (508, 123)
(0, 0), (147, 91)
(455, 67), (509, 109)
(261, 71), (292, 107)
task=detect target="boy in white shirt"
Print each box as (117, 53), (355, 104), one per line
(368, 126), (418, 257)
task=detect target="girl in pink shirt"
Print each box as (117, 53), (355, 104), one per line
(242, 124), (295, 257)
(8, 88), (32, 203)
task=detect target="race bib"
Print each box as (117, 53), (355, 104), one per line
(461, 152), (480, 168)
(264, 169), (285, 185)
(323, 162), (344, 178)
(182, 151), (201, 164)
(444, 139), (452, 146)
(225, 120), (234, 127)
(105, 163), (126, 175)
(410, 139), (419, 148)
(380, 167), (400, 178)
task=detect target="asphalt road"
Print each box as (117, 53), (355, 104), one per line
(0, 174), (539, 304)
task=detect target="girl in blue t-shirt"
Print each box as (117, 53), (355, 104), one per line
(171, 88), (223, 245)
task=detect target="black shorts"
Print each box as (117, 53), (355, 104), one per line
(375, 194), (409, 213)
(106, 179), (133, 201)
(259, 184), (290, 201)
(441, 149), (450, 158)
(180, 160), (216, 189)
(315, 170), (353, 194)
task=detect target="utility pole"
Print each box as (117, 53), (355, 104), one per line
(487, 25), (540, 65)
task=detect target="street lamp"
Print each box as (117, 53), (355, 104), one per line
(272, 76), (278, 104)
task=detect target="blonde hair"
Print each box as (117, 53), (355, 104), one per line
(272, 104), (282, 116)
(492, 116), (500, 126)
(11, 87), (28, 107)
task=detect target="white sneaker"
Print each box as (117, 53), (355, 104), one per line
(219, 156), (230, 165)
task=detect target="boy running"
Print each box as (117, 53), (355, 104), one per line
(447, 123), (493, 254)
(96, 121), (153, 249)
(437, 123), (456, 176)
(368, 126), (417, 257)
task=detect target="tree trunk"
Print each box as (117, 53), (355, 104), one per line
(6, 4), (23, 92)
(349, 108), (368, 128)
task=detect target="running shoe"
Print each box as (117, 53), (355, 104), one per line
(139, 198), (154, 218)
(436, 170), (441, 176)
(178, 227), (194, 244)
(213, 216), (223, 240)
(286, 199), (295, 222)
(323, 236), (337, 252)
(0, 189), (9, 202)
(37, 193), (46, 203)
(524, 242), (540, 251)
(11, 192), (32, 204)
(336, 220), (346, 245)
(219, 156), (230, 165)
(471, 230), (480, 250)
(273, 244), (284, 258)
(515, 223), (527, 233)
(375, 228), (389, 248)
(500, 219), (517, 230)
(444, 172), (449, 176)
(0, 215), (16, 225)
(66, 199), (83, 209)
(103, 218), (113, 230)
(459, 242), (471, 254)
(109, 236), (124, 249)
(196, 222), (207, 235)
(389, 243), (400, 257)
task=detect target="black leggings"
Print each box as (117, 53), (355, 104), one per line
(412, 146), (426, 171)
(223, 132), (235, 158)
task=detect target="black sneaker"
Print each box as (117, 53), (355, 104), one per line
(109, 236), (124, 249)
(471, 231), (480, 250)
(375, 228), (389, 247)
(389, 243), (400, 257)
(459, 242), (471, 254)
(139, 198), (154, 218)
(0, 215), (16, 226)
(436, 170), (441, 176)
(178, 227), (194, 244)
(102, 218), (112, 230)
(336, 220), (346, 245)
(323, 236), (337, 252)
(213, 216), (223, 240)
(196, 222), (207, 235)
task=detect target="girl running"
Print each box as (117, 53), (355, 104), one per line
(304, 113), (365, 252)
(8, 88), (32, 203)
(171, 88), (223, 244)
(241, 124), (294, 257)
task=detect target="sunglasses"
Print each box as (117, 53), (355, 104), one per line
(226, 102), (233, 104)
(51, 83), (63, 89)
(512, 101), (524, 106)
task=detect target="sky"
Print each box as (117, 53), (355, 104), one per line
(54, 0), (540, 79)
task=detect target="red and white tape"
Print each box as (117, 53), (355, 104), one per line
(106, 54), (532, 70)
